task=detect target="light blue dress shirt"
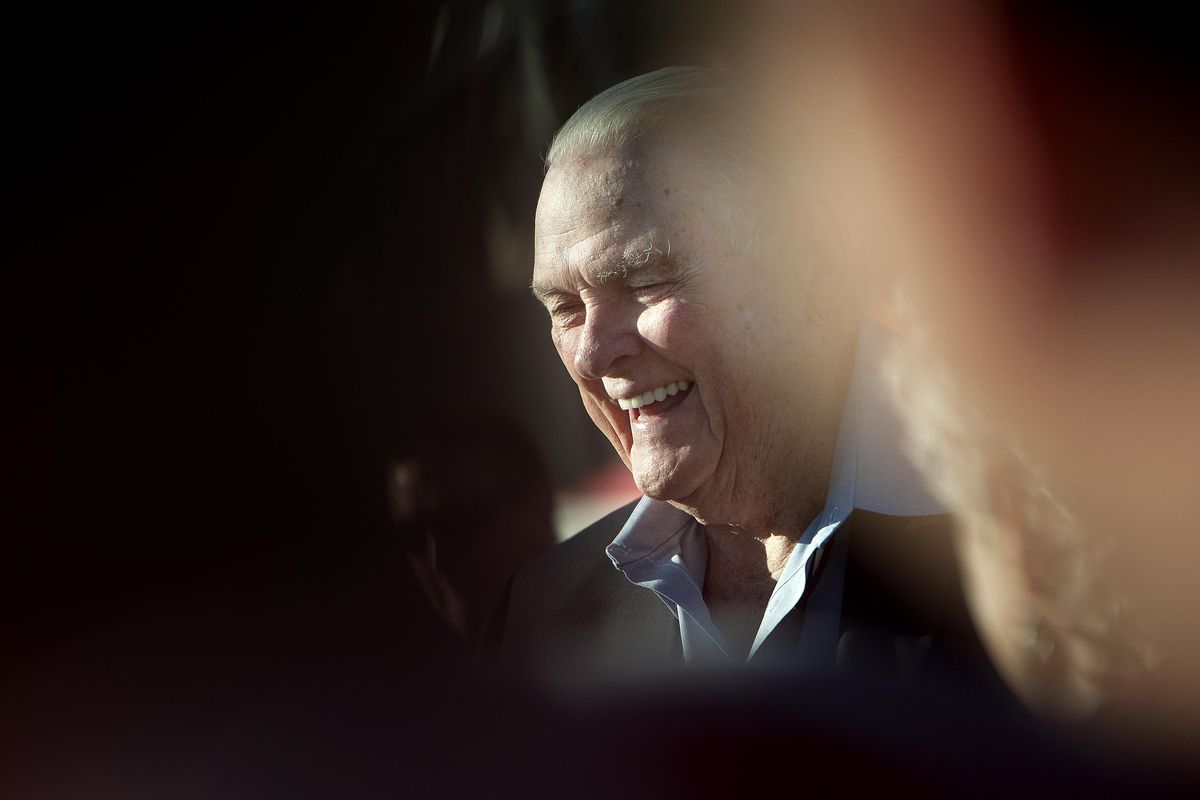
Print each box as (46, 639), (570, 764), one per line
(604, 317), (944, 667)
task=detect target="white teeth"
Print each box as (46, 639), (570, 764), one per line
(613, 380), (693, 412)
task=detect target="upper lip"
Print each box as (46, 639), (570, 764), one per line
(604, 379), (692, 410)
(604, 380), (690, 402)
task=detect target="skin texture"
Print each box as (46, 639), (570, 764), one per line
(532, 139), (860, 653)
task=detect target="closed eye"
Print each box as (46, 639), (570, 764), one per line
(634, 282), (673, 304)
(547, 298), (585, 327)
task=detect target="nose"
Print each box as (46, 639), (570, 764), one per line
(573, 300), (642, 380)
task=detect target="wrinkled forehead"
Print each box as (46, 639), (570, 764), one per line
(534, 146), (714, 272)
(539, 149), (671, 217)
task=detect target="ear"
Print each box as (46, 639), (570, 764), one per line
(387, 462), (420, 525)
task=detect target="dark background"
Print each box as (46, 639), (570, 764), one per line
(4, 2), (1196, 796)
(3, 1), (723, 794)
(4, 0), (723, 662)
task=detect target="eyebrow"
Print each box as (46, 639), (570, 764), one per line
(595, 242), (676, 284)
(529, 283), (566, 305)
(530, 245), (681, 303)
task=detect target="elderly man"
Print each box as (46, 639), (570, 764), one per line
(487, 67), (996, 686)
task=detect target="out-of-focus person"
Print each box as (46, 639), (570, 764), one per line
(486, 66), (1005, 698)
(735, 0), (1200, 753)
(389, 419), (557, 643)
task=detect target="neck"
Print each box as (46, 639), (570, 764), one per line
(701, 526), (800, 659)
(669, 448), (832, 541)
(705, 525), (798, 581)
(685, 444), (836, 658)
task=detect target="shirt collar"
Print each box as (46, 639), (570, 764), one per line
(841, 315), (944, 516)
(605, 498), (696, 569)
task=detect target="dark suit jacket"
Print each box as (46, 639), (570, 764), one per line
(485, 500), (1011, 701)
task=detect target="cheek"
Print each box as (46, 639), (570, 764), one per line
(577, 377), (633, 469)
(551, 328), (580, 376)
(636, 300), (703, 357)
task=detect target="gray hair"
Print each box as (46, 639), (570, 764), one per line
(546, 66), (730, 168)
(546, 66), (775, 253)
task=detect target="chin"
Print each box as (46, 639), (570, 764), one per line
(634, 475), (670, 500)
(631, 459), (704, 503)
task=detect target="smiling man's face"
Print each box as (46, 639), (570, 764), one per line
(532, 144), (845, 521)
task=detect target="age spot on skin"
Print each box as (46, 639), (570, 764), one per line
(614, 195), (624, 208)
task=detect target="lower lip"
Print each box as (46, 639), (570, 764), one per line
(630, 385), (694, 425)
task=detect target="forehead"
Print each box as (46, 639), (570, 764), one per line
(533, 150), (709, 287)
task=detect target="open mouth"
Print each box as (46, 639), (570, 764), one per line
(614, 380), (693, 422)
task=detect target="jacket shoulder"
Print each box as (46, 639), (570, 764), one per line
(488, 499), (681, 676)
(516, 499), (639, 588)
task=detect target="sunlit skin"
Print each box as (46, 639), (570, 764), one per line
(531, 138), (861, 652)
